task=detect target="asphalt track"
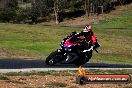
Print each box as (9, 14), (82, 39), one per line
(0, 59), (132, 73)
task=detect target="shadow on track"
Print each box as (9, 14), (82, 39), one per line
(0, 59), (132, 69)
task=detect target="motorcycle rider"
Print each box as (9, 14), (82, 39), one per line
(78, 25), (100, 51)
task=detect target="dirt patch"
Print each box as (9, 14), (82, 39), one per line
(0, 75), (131, 88)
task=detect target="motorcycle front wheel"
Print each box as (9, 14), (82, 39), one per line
(45, 51), (63, 66)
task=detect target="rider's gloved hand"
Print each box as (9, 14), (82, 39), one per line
(93, 42), (100, 50)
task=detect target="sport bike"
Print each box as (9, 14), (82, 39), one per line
(45, 32), (99, 66)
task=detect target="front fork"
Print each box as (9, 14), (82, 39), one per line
(57, 49), (67, 60)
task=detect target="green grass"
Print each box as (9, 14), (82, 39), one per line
(91, 54), (132, 64)
(5, 71), (74, 76)
(0, 11), (131, 64)
(92, 11), (132, 28)
(89, 11), (132, 64)
(0, 76), (9, 80)
(86, 69), (132, 74)
(0, 24), (79, 56)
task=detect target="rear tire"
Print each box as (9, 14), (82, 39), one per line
(74, 59), (89, 66)
(74, 51), (92, 66)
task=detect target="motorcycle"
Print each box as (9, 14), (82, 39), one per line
(45, 32), (99, 66)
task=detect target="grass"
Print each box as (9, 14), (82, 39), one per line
(92, 11), (132, 28)
(86, 69), (132, 74)
(4, 69), (132, 77)
(0, 75), (9, 80)
(5, 71), (74, 76)
(0, 10), (131, 64)
(89, 11), (132, 64)
(91, 54), (132, 64)
(0, 24), (79, 57)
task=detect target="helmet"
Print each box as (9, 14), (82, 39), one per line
(83, 25), (92, 32)
(82, 25), (92, 37)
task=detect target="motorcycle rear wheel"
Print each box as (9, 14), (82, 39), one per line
(74, 51), (92, 66)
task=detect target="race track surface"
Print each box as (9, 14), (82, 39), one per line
(0, 59), (132, 73)
(0, 59), (132, 69)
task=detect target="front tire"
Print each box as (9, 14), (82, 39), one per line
(45, 51), (59, 66)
